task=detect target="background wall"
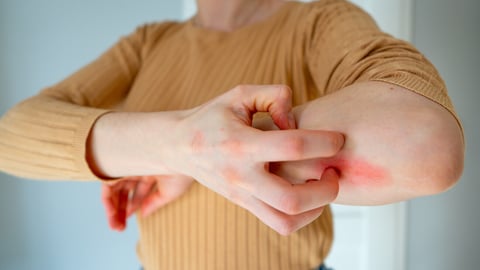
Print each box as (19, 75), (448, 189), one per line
(0, 1), (181, 269)
(407, 0), (480, 269)
(1, 1), (479, 270)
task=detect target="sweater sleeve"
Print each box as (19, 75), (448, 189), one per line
(304, 0), (461, 128)
(0, 23), (171, 181)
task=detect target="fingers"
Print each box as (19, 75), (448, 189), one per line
(101, 184), (115, 220)
(101, 175), (193, 233)
(102, 178), (153, 231)
(102, 184), (124, 231)
(127, 177), (156, 217)
(269, 158), (324, 185)
(224, 85), (344, 162)
(249, 129), (344, 162)
(244, 168), (339, 216)
(116, 186), (130, 230)
(228, 85), (295, 130)
(242, 195), (326, 236)
(101, 180), (137, 231)
(232, 168), (339, 235)
(141, 175), (194, 216)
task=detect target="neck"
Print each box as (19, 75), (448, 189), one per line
(194, 0), (284, 32)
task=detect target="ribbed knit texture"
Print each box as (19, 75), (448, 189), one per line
(0, 1), (458, 269)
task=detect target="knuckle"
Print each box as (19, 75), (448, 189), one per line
(284, 136), (305, 159)
(225, 186), (241, 203)
(275, 217), (297, 236)
(220, 138), (245, 155)
(221, 167), (241, 186)
(324, 133), (344, 156)
(278, 191), (301, 215)
(232, 84), (249, 95)
(230, 106), (250, 122)
(317, 206), (326, 216)
(275, 85), (292, 100)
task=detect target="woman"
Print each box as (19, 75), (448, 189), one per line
(0, 0), (464, 269)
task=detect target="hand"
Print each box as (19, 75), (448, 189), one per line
(101, 175), (193, 231)
(162, 85), (343, 235)
(254, 114), (340, 190)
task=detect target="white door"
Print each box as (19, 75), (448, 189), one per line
(181, 1), (413, 269)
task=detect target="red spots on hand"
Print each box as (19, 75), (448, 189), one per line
(190, 131), (205, 153)
(220, 138), (245, 155)
(221, 167), (241, 186)
(191, 131), (245, 155)
(317, 156), (389, 187)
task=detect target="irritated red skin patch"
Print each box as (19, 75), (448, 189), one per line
(190, 131), (204, 153)
(316, 156), (389, 187)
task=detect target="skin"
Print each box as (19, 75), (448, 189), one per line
(102, 175), (193, 231)
(99, 0), (464, 233)
(94, 85), (343, 235)
(292, 82), (464, 205)
(271, 156), (389, 187)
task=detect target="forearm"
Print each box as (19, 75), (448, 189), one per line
(0, 97), (165, 181)
(292, 81), (464, 205)
(87, 110), (184, 178)
(91, 85), (346, 235)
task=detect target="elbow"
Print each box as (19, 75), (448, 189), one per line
(424, 147), (464, 195)
(432, 144), (464, 194)
(411, 110), (465, 196)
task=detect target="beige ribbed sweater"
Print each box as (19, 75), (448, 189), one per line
(0, 1), (456, 269)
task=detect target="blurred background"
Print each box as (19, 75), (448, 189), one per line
(0, 0), (478, 269)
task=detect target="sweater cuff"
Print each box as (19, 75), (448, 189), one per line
(72, 108), (114, 181)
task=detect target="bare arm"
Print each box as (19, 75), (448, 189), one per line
(264, 1), (464, 204)
(89, 85), (344, 235)
(270, 81), (464, 205)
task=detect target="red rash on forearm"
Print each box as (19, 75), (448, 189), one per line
(316, 156), (389, 187)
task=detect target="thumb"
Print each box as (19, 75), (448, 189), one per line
(230, 85), (295, 130)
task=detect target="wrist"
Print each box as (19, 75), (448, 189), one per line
(87, 110), (184, 178)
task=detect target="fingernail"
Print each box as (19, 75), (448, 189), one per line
(325, 167), (341, 177)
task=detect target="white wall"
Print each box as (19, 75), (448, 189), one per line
(0, 1), (181, 270)
(2, 1), (478, 269)
(407, 0), (480, 269)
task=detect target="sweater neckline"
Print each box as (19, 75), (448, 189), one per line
(184, 1), (300, 41)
